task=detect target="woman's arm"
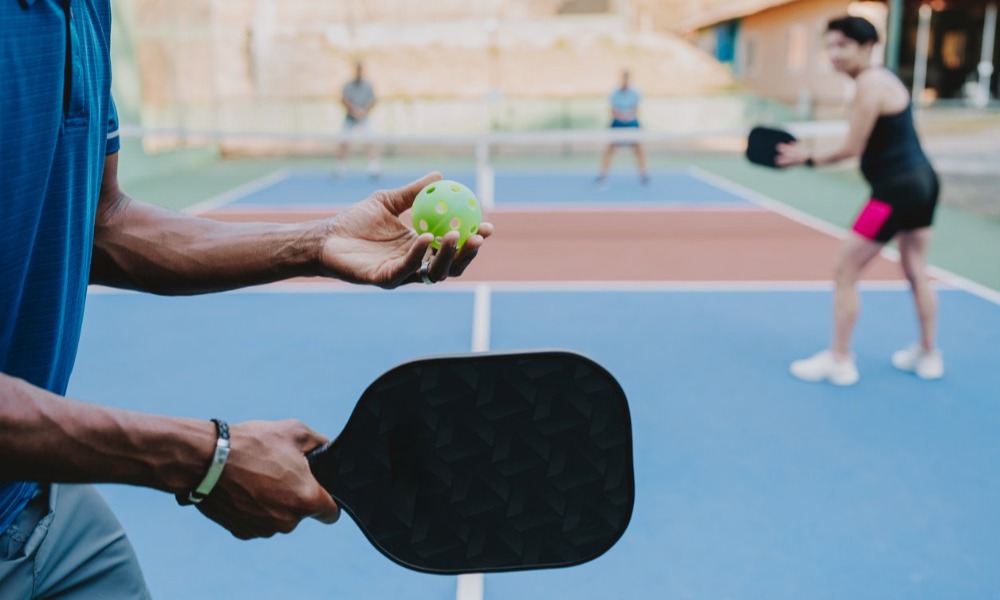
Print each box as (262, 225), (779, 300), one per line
(777, 71), (885, 167)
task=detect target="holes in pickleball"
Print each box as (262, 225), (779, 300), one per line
(468, 198), (477, 209)
(418, 220), (428, 231)
(449, 218), (460, 230)
(450, 184), (461, 192)
(435, 202), (448, 214)
(426, 186), (436, 194)
(470, 224), (479, 235)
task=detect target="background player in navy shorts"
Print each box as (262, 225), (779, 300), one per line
(596, 70), (650, 189)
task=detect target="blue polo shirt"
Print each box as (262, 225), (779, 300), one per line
(610, 87), (641, 118)
(1, 0), (119, 533)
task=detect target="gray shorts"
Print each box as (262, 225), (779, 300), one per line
(0, 484), (150, 599)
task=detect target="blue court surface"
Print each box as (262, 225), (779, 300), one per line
(213, 169), (752, 209)
(69, 285), (1000, 599)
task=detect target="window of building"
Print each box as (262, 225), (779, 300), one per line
(941, 31), (968, 70)
(716, 20), (739, 64)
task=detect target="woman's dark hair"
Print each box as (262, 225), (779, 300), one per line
(826, 15), (880, 45)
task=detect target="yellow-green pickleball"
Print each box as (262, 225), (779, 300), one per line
(411, 180), (482, 250)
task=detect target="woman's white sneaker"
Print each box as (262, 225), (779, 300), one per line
(892, 344), (944, 380)
(790, 350), (859, 386)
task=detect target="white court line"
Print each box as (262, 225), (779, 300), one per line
(239, 167), (760, 214)
(183, 169), (292, 215)
(455, 284), (491, 600)
(455, 574), (484, 600)
(203, 203), (765, 215)
(467, 280), (921, 293)
(687, 167), (849, 238)
(687, 166), (1000, 306)
(204, 205), (345, 214)
(86, 283), (475, 295)
(485, 203), (764, 213)
(87, 280), (960, 295)
(471, 284), (491, 352)
(189, 167), (760, 217)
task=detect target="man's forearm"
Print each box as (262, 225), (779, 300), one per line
(91, 193), (327, 294)
(0, 373), (215, 492)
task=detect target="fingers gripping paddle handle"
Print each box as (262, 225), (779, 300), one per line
(306, 441), (337, 494)
(746, 126), (797, 168)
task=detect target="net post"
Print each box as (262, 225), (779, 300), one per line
(475, 137), (495, 211)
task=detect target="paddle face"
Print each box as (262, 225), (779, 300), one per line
(747, 126), (797, 168)
(307, 350), (634, 575)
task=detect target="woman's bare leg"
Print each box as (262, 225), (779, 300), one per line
(897, 227), (937, 352)
(831, 233), (886, 359)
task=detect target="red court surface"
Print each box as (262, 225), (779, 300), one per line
(203, 208), (907, 283)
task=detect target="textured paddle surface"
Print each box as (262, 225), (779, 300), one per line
(308, 351), (634, 574)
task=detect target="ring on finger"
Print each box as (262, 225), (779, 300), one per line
(419, 260), (433, 285)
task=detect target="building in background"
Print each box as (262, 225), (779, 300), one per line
(676, 0), (998, 115)
(895, 0), (999, 107)
(112, 0), (736, 141)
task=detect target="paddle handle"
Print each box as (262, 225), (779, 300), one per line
(306, 441), (330, 462)
(305, 440), (338, 494)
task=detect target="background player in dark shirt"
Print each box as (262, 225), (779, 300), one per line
(778, 16), (943, 385)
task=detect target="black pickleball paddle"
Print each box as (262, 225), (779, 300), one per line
(306, 350), (635, 575)
(747, 126), (797, 168)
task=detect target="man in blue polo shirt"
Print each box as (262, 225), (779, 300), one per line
(595, 69), (650, 189)
(0, 1), (492, 596)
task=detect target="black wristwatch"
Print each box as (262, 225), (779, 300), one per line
(805, 156), (816, 168)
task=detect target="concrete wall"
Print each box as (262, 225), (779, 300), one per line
(113, 0), (734, 139)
